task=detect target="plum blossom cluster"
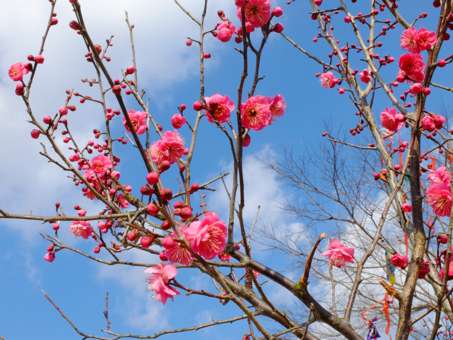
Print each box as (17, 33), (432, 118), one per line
(195, 93), (286, 133)
(209, 0), (284, 45)
(146, 212), (227, 303)
(397, 27), (436, 85)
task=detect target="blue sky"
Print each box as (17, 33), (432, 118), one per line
(0, 1), (451, 339)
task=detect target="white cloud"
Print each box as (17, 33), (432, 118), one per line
(0, 0), (234, 233)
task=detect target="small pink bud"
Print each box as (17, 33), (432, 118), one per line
(273, 23), (284, 33)
(44, 252), (55, 262)
(146, 203), (159, 216)
(409, 83), (423, 94)
(402, 203), (412, 213)
(437, 233), (449, 244)
(171, 113), (186, 129)
(43, 115), (52, 124)
(140, 235), (155, 248)
(190, 183), (200, 193)
(178, 103), (186, 112)
(15, 82), (25, 96)
(112, 84), (121, 95)
(126, 229), (138, 242)
(125, 65), (136, 75)
(185, 38), (192, 46)
(193, 100), (203, 111)
(437, 59), (447, 67)
(161, 220), (172, 230)
(59, 106), (68, 115)
(34, 55), (45, 64)
(160, 188), (173, 201)
(31, 129), (41, 139)
(272, 6), (283, 17)
(69, 20), (81, 31)
(146, 172), (159, 185)
(242, 134), (251, 147)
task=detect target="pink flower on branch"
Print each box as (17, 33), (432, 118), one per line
(88, 155), (113, 177)
(145, 263), (179, 304)
(8, 62), (29, 81)
(123, 110), (148, 135)
(204, 94), (235, 124)
(398, 53), (425, 82)
(380, 107), (405, 132)
(215, 21), (236, 42)
(400, 27), (437, 53)
(319, 72), (338, 88)
(150, 130), (187, 167)
(162, 231), (194, 265)
(270, 94), (286, 117)
(236, 0), (271, 30)
(391, 253), (409, 269)
(70, 221), (93, 239)
(240, 95), (273, 130)
(426, 167), (452, 217)
(321, 239), (355, 268)
(185, 212), (227, 260)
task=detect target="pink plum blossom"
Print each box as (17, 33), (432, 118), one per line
(400, 27), (437, 53)
(426, 167), (452, 217)
(171, 113), (186, 129)
(185, 212), (227, 260)
(145, 264), (179, 304)
(319, 72), (338, 88)
(150, 131), (187, 166)
(215, 21), (236, 42)
(398, 53), (425, 82)
(70, 221), (93, 239)
(270, 94), (286, 117)
(89, 155), (113, 176)
(390, 253), (409, 269)
(421, 116), (436, 131)
(123, 110), (148, 135)
(240, 95), (273, 130)
(428, 166), (450, 186)
(236, 0), (271, 29)
(380, 107), (405, 132)
(162, 231), (193, 265)
(204, 94), (235, 123)
(8, 62), (29, 81)
(321, 239), (355, 268)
